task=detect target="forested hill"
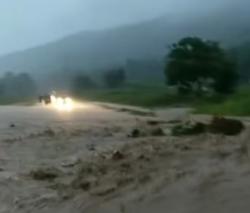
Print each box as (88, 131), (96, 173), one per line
(0, 4), (249, 75)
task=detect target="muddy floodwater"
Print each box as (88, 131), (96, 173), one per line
(0, 102), (250, 213)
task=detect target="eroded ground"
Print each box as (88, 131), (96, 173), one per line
(0, 103), (249, 213)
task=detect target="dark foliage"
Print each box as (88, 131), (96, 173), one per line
(165, 37), (238, 94)
(172, 117), (244, 136)
(209, 116), (245, 136)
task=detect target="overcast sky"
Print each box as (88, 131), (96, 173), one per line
(0, 0), (240, 55)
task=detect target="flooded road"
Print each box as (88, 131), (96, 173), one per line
(0, 103), (249, 213)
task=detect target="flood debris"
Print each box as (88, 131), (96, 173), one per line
(3, 137), (22, 143)
(137, 154), (151, 162)
(78, 181), (91, 191)
(151, 127), (165, 136)
(116, 176), (134, 187)
(82, 177), (99, 190)
(9, 123), (16, 128)
(129, 125), (165, 138)
(0, 171), (19, 181)
(117, 108), (155, 117)
(61, 156), (81, 168)
(99, 104), (155, 117)
(43, 128), (56, 137)
(172, 116), (245, 136)
(86, 144), (96, 151)
(147, 120), (160, 126)
(30, 167), (60, 181)
(112, 151), (125, 161)
(128, 129), (141, 138)
(172, 122), (207, 136)
(120, 162), (131, 171)
(208, 116), (245, 136)
(71, 165), (102, 191)
(137, 174), (151, 184)
(167, 119), (182, 124)
(91, 184), (117, 196)
(175, 144), (192, 151)
(147, 119), (170, 126)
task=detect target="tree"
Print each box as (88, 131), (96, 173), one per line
(103, 68), (126, 88)
(165, 37), (238, 94)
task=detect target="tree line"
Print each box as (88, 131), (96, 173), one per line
(0, 72), (37, 99)
(72, 68), (126, 95)
(0, 36), (240, 100)
(73, 36), (239, 96)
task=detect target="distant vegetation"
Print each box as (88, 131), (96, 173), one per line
(0, 72), (37, 104)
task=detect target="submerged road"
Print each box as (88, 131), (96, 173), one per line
(1, 103), (248, 213)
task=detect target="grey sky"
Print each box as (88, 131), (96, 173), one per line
(0, 0), (239, 55)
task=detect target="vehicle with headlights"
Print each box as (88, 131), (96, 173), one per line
(39, 92), (74, 111)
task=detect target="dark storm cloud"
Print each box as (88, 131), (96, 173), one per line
(0, 0), (243, 55)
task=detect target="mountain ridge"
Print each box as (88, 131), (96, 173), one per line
(0, 6), (249, 75)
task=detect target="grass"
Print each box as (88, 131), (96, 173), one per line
(75, 84), (224, 108)
(0, 96), (36, 106)
(76, 85), (185, 107)
(77, 84), (250, 116)
(76, 85), (175, 107)
(0, 84), (249, 117)
(196, 87), (250, 116)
